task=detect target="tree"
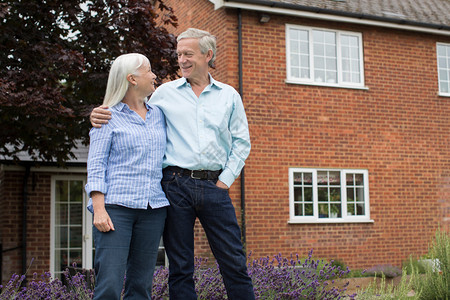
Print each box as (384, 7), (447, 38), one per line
(0, 0), (179, 164)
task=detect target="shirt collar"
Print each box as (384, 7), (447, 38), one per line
(176, 73), (223, 90)
(113, 101), (152, 112)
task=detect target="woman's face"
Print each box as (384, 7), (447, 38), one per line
(134, 61), (157, 96)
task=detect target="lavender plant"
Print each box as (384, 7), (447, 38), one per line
(248, 250), (351, 300)
(365, 264), (402, 278)
(2, 251), (352, 299)
(0, 269), (93, 300)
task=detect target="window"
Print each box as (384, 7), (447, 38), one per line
(286, 25), (365, 88)
(289, 168), (371, 223)
(51, 176), (93, 279)
(437, 43), (450, 96)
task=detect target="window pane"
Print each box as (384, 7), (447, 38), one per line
(318, 187), (328, 202)
(319, 204), (328, 218)
(313, 30), (324, 42)
(326, 71), (337, 83)
(347, 204), (355, 216)
(56, 181), (68, 202)
(300, 55), (309, 69)
(440, 70), (448, 81)
(329, 171), (340, 184)
(305, 204), (313, 216)
(290, 28), (299, 39)
(70, 181), (83, 202)
(355, 174), (364, 185)
(330, 204), (341, 218)
(318, 171), (327, 185)
(315, 70), (325, 82)
(315, 56), (325, 69)
(55, 203), (68, 225)
(304, 173), (312, 185)
(346, 174), (354, 185)
(330, 188), (341, 202)
(357, 203), (365, 215)
(440, 81), (449, 93)
(291, 54), (299, 67)
(58, 250), (68, 271)
(69, 250), (82, 267)
(437, 44), (446, 56)
(294, 187), (303, 201)
(355, 187), (364, 202)
(70, 227), (82, 248)
(58, 226), (68, 248)
(304, 187), (313, 202)
(290, 41), (299, 53)
(294, 203), (303, 216)
(326, 58), (337, 70)
(293, 173), (302, 184)
(69, 204), (82, 225)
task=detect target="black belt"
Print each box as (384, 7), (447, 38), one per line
(165, 166), (222, 180)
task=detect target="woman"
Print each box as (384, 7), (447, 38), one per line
(85, 53), (169, 299)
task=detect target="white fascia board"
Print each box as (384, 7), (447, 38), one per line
(211, 1), (450, 36)
(2, 164), (87, 173)
(209, 0), (225, 10)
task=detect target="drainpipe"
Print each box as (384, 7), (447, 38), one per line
(22, 164), (30, 280)
(237, 8), (247, 252)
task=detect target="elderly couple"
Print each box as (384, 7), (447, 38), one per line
(85, 28), (255, 300)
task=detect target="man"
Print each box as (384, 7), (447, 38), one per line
(90, 28), (255, 300)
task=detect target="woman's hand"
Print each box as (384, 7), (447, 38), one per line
(91, 191), (115, 232)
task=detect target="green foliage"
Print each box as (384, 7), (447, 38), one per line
(412, 228), (450, 300)
(0, 0), (179, 165)
(356, 269), (420, 300)
(402, 256), (428, 275)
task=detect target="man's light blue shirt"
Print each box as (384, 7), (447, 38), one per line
(85, 102), (169, 213)
(150, 75), (251, 187)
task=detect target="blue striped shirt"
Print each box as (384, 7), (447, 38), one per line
(85, 102), (169, 213)
(150, 75), (251, 187)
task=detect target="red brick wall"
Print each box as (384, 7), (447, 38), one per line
(1, 169), (52, 284)
(1, 169), (89, 284)
(240, 12), (450, 269)
(161, 0), (450, 270)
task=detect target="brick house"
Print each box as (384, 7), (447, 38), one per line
(161, 0), (450, 268)
(1, 0), (449, 285)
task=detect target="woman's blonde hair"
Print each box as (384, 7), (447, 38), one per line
(103, 53), (149, 107)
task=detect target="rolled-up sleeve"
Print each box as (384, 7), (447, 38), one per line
(85, 125), (113, 197)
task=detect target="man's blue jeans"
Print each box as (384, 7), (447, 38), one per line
(92, 204), (167, 300)
(162, 169), (255, 300)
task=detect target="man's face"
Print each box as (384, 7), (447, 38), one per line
(176, 38), (210, 81)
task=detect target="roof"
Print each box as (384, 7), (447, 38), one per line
(212, 0), (450, 34)
(0, 140), (89, 165)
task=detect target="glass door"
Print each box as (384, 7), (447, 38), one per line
(51, 176), (93, 278)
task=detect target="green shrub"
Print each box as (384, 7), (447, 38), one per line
(403, 256), (427, 275)
(356, 268), (419, 300)
(413, 228), (450, 300)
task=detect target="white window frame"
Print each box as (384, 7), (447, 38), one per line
(50, 175), (93, 278)
(286, 24), (366, 89)
(437, 42), (450, 97)
(288, 168), (373, 224)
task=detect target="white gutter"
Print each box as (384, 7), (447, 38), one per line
(209, 0), (450, 36)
